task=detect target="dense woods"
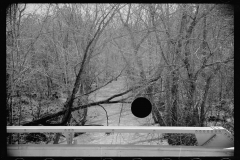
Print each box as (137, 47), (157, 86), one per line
(6, 4), (233, 145)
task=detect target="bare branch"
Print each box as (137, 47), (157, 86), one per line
(196, 5), (216, 23)
(74, 65), (126, 99)
(98, 104), (109, 126)
(203, 58), (233, 68)
(149, 5), (169, 65)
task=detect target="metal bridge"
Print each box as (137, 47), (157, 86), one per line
(7, 126), (234, 157)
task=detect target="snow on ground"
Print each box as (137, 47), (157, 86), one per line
(60, 77), (168, 145)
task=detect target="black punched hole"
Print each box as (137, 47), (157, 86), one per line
(131, 97), (152, 118)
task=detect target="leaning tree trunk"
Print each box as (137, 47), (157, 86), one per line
(53, 40), (91, 144)
(49, 5), (120, 144)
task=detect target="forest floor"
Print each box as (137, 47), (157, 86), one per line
(60, 77), (169, 145)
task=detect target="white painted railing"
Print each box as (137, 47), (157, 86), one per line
(7, 126), (234, 157)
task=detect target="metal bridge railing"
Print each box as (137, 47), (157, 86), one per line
(7, 126), (234, 157)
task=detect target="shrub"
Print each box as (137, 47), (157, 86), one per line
(163, 133), (198, 146)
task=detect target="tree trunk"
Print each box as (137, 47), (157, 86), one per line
(47, 77), (52, 97)
(199, 75), (212, 126)
(180, 5), (199, 126)
(171, 71), (179, 126)
(165, 76), (172, 126)
(53, 133), (62, 144)
(8, 96), (13, 144)
(196, 14), (208, 126)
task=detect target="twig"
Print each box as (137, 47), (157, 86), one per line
(118, 99), (124, 125)
(98, 104), (109, 126)
(203, 58), (233, 68)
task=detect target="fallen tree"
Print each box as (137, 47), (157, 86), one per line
(22, 84), (137, 126)
(22, 68), (171, 126)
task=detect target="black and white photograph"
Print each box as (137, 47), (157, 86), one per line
(6, 3), (234, 158)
